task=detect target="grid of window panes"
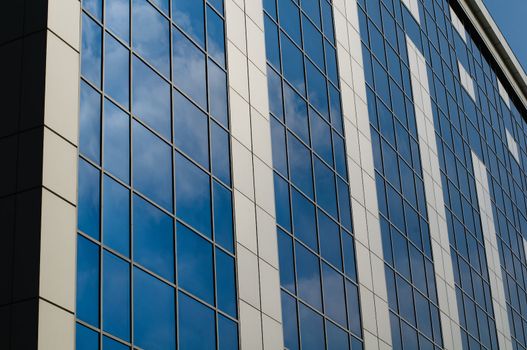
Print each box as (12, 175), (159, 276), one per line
(263, 0), (363, 349)
(446, 3), (527, 350)
(357, 0), (449, 348)
(76, 0), (238, 349)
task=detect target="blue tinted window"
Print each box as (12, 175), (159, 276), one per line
(80, 81), (101, 163)
(81, 14), (102, 86)
(322, 263), (347, 327)
(173, 0), (205, 46)
(342, 232), (357, 281)
(133, 195), (174, 281)
(133, 121), (172, 210)
(281, 34), (305, 95)
(176, 153), (212, 237)
(134, 268), (175, 350)
(325, 41), (338, 84)
(173, 89), (209, 168)
(302, 0), (320, 26)
(178, 293), (216, 350)
(78, 159), (100, 239)
(218, 315), (239, 350)
(326, 322), (349, 350)
(302, 16), (324, 69)
(103, 251), (130, 341)
(333, 132), (346, 177)
(150, 0), (168, 14)
(105, 0), (129, 42)
(278, 228), (296, 292)
(207, 7), (225, 66)
(104, 34), (129, 108)
(274, 173), (292, 231)
(278, 0), (301, 43)
(268, 68), (284, 119)
(77, 236), (99, 326)
(211, 122), (231, 185)
(103, 337), (129, 350)
(337, 179), (353, 232)
(329, 85), (343, 132)
(310, 110), (333, 166)
(299, 303), (325, 350)
(77, 323), (99, 350)
(172, 28), (207, 108)
(284, 85), (309, 143)
(103, 176), (129, 256)
(216, 249), (237, 317)
(282, 291), (299, 350)
(209, 0), (223, 14)
(292, 189), (317, 250)
(314, 158), (337, 217)
(208, 60), (228, 126)
(213, 181), (234, 252)
(271, 117), (288, 175)
(289, 135), (313, 198)
(265, 16), (280, 69)
(177, 223), (214, 304)
(103, 99), (129, 182)
(321, 1), (334, 41)
(346, 281), (361, 336)
(319, 211), (341, 269)
(132, 57), (171, 138)
(306, 62), (328, 118)
(132, 0), (170, 75)
(296, 243), (322, 309)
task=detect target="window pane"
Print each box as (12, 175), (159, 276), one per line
(213, 181), (234, 252)
(134, 268), (176, 350)
(178, 293), (216, 350)
(132, 57), (171, 139)
(133, 195), (174, 281)
(329, 85), (343, 132)
(278, 0), (301, 43)
(296, 243), (322, 309)
(342, 232), (357, 281)
(299, 303), (325, 350)
(133, 121), (172, 210)
(172, 0), (205, 46)
(216, 249), (237, 317)
(80, 81), (101, 163)
(271, 117), (288, 175)
(76, 323), (99, 350)
(314, 158), (337, 217)
(346, 281), (361, 336)
(103, 99), (129, 182)
(337, 178), (352, 231)
(175, 153), (212, 237)
(284, 84), (309, 143)
(103, 336), (129, 350)
(302, 16), (324, 69)
(322, 263), (347, 327)
(274, 173), (292, 232)
(81, 14), (102, 86)
(289, 134), (313, 198)
(132, 0), (170, 76)
(207, 6), (225, 66)
(76, 235), (99, 326)
(278, 228), (295, 292)
(281, 34), (305, 95)
(282, 292), (299, 350)
(306, 62), (328, 118)
(172, 28), (207, 108)
(208, 60), (228, 126)
(310, 110), (333, 166)
(211, 121), (231, 185)
(319, 211), (342, 269)
(177, 223), (214, 304)
(264, 16), (280, 70)
(326, 322), (349, 350)
(292, 189), (317, 250)
(268, 67), (283, 119)
(218, 315), (239, 350)
(103, 176), (130, 256)
(78, 159), (100, 240)
(173, 89), (209, 168)
(106, 0), (129, 42)
(103, 251), (130, 341)
(105, 34), (129, 108)
(302, 0), (321, 26)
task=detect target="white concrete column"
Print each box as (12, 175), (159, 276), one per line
(406, 35), (463, 350)
(332, 0), (392, 348)
(472, 152), (513, 350)
(224, 0), (283, 349)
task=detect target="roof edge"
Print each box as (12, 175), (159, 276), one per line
(457, 0), (527, 110)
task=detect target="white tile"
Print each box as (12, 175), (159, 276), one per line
(38, 300), (74, 350)
(256, 208), (279, 268)
(225, 0), (246, 53)
(239, 301), (263, 350)
(228, 42), (250, 100)
(237, 245), (261, 308)
(246, 19), (266, 73)
(232, 139), (254, 199)
(251, 110), (273, 165)
(262, 314), (283, 350)
(259, 261), (282, 321)
(234, 191), (257, 252)
(253, 158), (275, 216)
(230, 89), (252, 148)
(48, 0), (80, 50)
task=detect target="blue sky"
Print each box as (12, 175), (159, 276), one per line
(482, 0), (527, 73)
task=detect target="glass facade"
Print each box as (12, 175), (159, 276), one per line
(264, 0), (363, 349)
(76, 0), (238, 349)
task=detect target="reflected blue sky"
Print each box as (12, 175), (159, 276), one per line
(483, 0), (527, 72)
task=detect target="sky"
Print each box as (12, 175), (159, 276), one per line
(482, 0), (527, 73)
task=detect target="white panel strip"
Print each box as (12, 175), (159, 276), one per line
(498, 78), (512, 108)
(406, 35), (463, 350)
(472, 152), (513, 350)
(401, 0), (421, 23)
(506, 129), (520, 163)
(458, 61), (476, 100)
(450, 6), (467, 42)
(333, 0), (392, 348)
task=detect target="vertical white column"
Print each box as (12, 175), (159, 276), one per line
(472, 152), (513, 350)
(406, 35), (463, 350)
(332, 0), (392, 348)
(224, 0), (283, 349)
(38, 1), (81, 349)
